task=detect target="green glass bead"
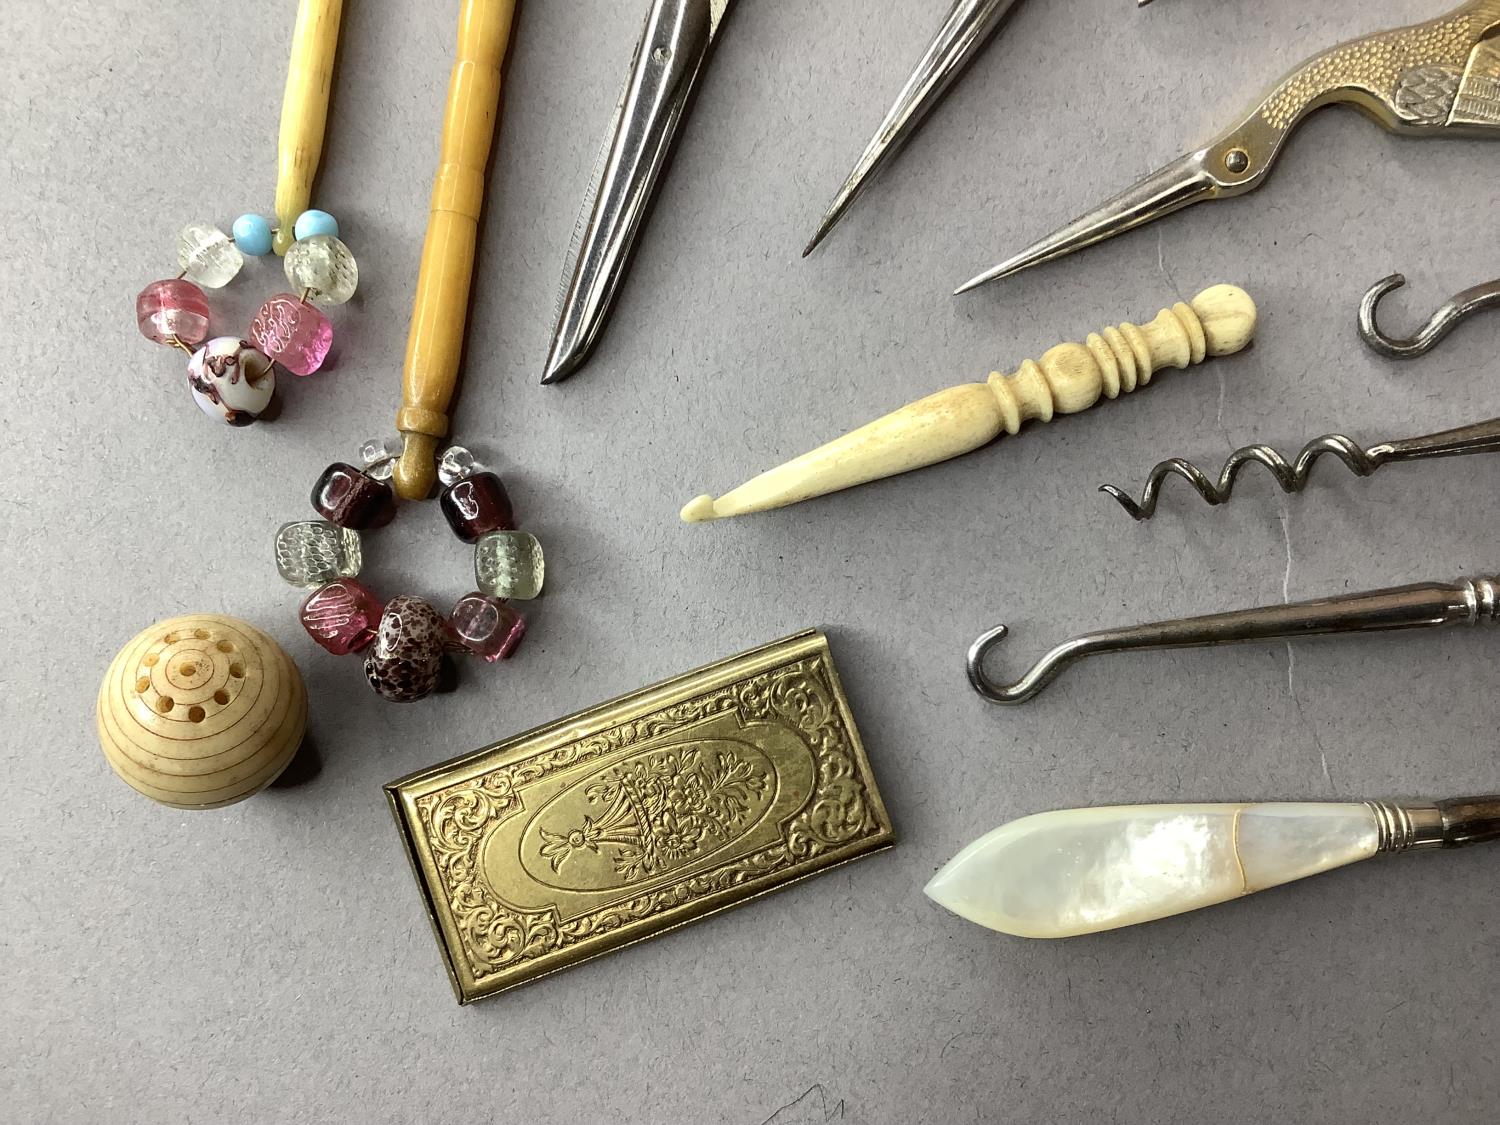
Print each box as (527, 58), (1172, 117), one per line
(275, 521), (363, 588)
(474, 531), (545, 601)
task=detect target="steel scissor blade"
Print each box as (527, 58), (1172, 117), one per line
(803, 0), (1025, 258)
(543, 0), (732, 385)
(954, 150), (1218, 293)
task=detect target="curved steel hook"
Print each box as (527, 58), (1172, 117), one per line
(1359, 272), (1500, 360)
(967, 624), (1096, 704)
(967, 575), (1500, 705)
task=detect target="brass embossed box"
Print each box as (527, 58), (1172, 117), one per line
(386, 631), (894, 1003)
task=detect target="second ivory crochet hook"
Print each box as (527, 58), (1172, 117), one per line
(968, 573), (1500, 704)
(957, 1), (1500, 292)
(682, 285), (1256, 523)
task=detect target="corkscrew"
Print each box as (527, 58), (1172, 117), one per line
(1100, 418), (1500, 521)
(967, 574), (1499, 704)
(1359, 272), (1500, 359)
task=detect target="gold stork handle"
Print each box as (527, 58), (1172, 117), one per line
(394, 0), (518, 501)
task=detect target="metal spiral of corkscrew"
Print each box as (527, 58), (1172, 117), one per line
(1101, 418), (1500, 521)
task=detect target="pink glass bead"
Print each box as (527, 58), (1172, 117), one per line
(449, 593), (525, 663)
(300, 579), (382, 655)
(250, 293), (332, 376)
(136, 279), (211, 347)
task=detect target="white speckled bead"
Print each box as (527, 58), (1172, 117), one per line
(283, 234), (358, 304)
(186, 338), (276, 425)
(925, 802), (1380, 938)
(177, 221), (245, 288)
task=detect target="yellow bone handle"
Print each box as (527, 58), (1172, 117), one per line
(680, 285), (1257, 524)
(273, 0), (344, 256)
(394, 0), (517, 501)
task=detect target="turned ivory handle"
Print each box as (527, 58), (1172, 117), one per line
(394, 0), (516, 501)
(681, 284), (1257, 523)
(273, 0), (344, 256)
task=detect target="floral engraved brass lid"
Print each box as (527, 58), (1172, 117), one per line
(386, 631), (895, 1003)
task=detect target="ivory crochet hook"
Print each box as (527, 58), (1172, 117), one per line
(273, 0), (344, 256)
(926, 797), (1500, 939)
(394, 0), (517, 500)
(681, 284), (1256, 523)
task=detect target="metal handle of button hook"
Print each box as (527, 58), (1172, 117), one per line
(968, 578), (1500, 704)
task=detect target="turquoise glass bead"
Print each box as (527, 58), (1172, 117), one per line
(293, 210), (339, 241)
(232, 214), (274, 256)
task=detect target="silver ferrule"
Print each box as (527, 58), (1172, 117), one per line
(1463, 578), (1500, 623)
(1366, 801), (1446, 853)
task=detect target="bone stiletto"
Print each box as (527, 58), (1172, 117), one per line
(682, 284), (1255, 523)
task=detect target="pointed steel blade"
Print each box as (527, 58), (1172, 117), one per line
(803, 0), (1024, 258)
(954, 150), (1218, 293)
(543, 0), (732, 385)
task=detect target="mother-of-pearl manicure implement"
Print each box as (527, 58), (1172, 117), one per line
(926, 797), (1500, 938)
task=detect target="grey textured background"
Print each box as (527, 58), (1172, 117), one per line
(3, 0), (1497, 1121)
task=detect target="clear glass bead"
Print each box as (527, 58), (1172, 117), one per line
(449, 593), (525, 663)
(437, 446), (486, 488)
(176, 221), (244, 288)
(359, 436), (401, 481)
(283, 234), (358, 305)
(474, 531), (544, 601)
(274, 521), (363, 588)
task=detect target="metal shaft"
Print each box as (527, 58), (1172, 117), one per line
(803, 0), (1023, 257)
(1371, 797), (1500, 851)
(969, 576), (1500, 703)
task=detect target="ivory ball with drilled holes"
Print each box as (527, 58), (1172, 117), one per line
(96, 614), (307, 809)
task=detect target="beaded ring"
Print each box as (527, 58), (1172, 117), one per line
(134, 211), (358, 425)
(273, 442), (545, 703)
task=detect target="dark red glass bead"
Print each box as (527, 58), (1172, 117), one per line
(440, 472), (515, 543)
(311, 462), (396, 530)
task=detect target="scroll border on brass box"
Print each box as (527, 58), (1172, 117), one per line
(385, 630), (894, 1003)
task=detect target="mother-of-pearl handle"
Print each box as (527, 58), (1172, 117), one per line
(924, 799), (1498, 939)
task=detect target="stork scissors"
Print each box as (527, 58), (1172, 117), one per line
(958, 1), (1500, 293)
